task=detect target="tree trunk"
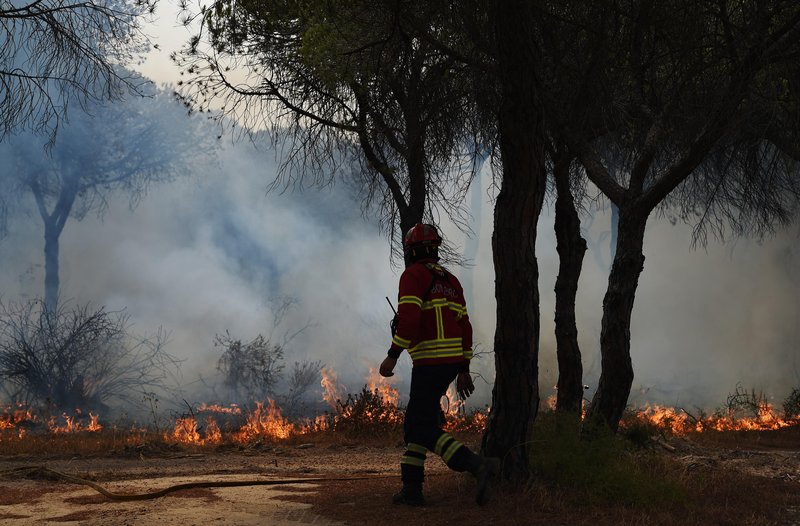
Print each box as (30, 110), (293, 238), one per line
(584, 207), (647, 433)
(481, 0), (546, 481)
(31, 181), (75, 314)
(43, 218), (60, 313)
(553, 161), (586, 415)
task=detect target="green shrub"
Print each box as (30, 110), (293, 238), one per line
(530, 412), (686, 508)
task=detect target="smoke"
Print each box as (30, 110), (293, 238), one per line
(1, 121), (798, 415)
(446, 168), (800, 411)
(0, 35), (797, 416)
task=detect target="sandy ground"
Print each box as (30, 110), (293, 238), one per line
(0, 444), (411, 525)
(0, 436), (798, 525)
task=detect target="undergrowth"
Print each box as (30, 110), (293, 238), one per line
(530, 412), (687, 509)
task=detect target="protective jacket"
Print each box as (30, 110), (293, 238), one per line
(388, 259), (473, 372)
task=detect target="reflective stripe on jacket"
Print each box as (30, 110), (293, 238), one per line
(390, 259), (472, 370)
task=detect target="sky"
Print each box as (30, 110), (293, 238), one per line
(0, 2), (798, 417)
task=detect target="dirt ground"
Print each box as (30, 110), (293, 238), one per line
(0, 433), (798, 525)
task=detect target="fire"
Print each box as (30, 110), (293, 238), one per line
(441, 384), (489, 433)
(168, 417), (201, 444)
(629, 402), (797, 435)
(166, 416), (222, 445)
(0, 405), (34, 431)
(442, 384), (465, 418)
(366, 367), (399, 407)
(0, 404), (35, 439)
(198, 403), (241, 414)
(233, 400), (295, 442)
(3, 367), (797, 449)
(48, 411), (102, 433)
(321, 367), (346, 410)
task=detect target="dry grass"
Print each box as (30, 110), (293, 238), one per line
(1, 410), (798, 525)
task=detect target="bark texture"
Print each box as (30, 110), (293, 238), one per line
(584, 208), (647, 432)
(553, 161), (586, 415)
(480, 0), (546, 481)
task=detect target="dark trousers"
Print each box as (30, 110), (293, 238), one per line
(400, 363), (474, 486)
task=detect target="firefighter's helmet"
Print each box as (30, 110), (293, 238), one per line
(403, 223), (442, 250)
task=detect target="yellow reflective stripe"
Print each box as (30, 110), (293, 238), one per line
(464, 348), (473, 361)
(399, 295), (422, 307)
(409, 348), (465, 361)
(443, 440), (464, 463)
(435, 306), (444, 339)
(434, 433), (452, 456)
(407, 443), (427, 455)
(421, 298), (448, 309)
(420, 299), (467, 313)
(401, 456), (426, 467)
(392, 334), (411, 348)
(410, 338), (462, 351)
(448, 302), (467, 315)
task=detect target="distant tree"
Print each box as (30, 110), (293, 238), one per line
(215, 331), (285, 402)
(0, 298), (179, 411)
(0, 80), (215, 311)
(0, 0), (155, 145)
(277, 359), (323, 418)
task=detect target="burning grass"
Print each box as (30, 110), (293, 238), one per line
(1, 377), (799, 458)
(0, 385), (798, 525)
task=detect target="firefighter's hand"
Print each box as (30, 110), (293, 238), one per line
(380, 356), (397, 377)
(456, 372), (475, 399)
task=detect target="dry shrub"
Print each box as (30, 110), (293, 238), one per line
(329, 386), (404, 438)
(784, 387), (800, 419)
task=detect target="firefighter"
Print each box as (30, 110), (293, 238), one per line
(380, 223), (500, 507)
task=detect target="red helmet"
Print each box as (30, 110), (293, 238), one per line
(403, 223), (441, 249)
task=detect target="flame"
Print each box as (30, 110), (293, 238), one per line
(439, 383), (489, 433)
(233, 400), (295, 442)
(321, 367), (346, 410)
(87, 412), (102, 432)
(168, 417), (202, 444)
(165, 416), (221, 445)
(0, 404), (35, 440)
(47, 412), (102, 433)
(366, 367), (399, 407)
(629, 402), (797, 435)
(0, 405), (34, 431)
(4, 367), (797, 448)
(198, 403), (241, 414)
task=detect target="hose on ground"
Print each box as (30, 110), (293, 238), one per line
(0, 465), (395, 502)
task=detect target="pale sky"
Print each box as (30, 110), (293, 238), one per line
(136, 1), (193, 86)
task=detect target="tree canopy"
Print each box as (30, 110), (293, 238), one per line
(0, 0), (155, 145)
(176, 0), (482, 256)
(0, 79), (216, 310)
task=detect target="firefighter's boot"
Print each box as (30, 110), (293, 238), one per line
(392, 484), (425, 506)
(467, 454), (501, 506)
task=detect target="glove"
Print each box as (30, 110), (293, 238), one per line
(380, 356), (397, 377)
(456, 372), (475, 399)
(390, 314), (399, 336)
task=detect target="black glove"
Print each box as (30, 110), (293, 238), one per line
(390, 314), (399, 336)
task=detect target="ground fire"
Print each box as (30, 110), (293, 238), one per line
(0, 369), (798, 446)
